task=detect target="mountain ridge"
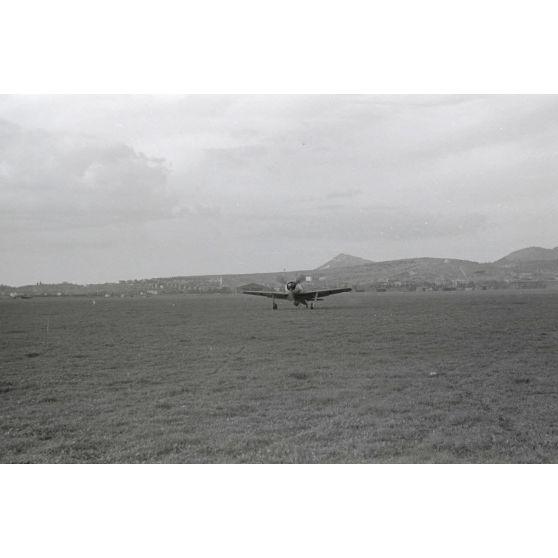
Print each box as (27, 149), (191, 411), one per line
(496, 246), (558, 264)
(2, 246), (557, 294)
(316, 253), (374, 270)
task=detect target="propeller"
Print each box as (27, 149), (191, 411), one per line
(278, 274), (306, 291)
(276, 274), (306, 284)
(285, 274), (306, 292)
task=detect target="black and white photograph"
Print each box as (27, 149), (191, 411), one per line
(2, 2), (558, 556)
(2, 93), (557, 465)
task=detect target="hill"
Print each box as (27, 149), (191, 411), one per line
(316, 253), (373, 270)
(3, 246), (558, 297)
(313, 257), (507, 286)
(497, 246), (558, 264)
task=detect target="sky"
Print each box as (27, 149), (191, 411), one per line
(1, 94), (557, 285)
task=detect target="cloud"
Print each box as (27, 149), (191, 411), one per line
(232, 205), (488, 242)
(2, 95), (558, 284)
(0, 118), (176, 227)
(326, 188), (362, 199)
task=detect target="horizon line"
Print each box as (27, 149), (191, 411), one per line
(3, 246), (555, 288)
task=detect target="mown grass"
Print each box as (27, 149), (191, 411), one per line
(1, 290), (557, 463)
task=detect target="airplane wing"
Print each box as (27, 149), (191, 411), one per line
(300, 287), (352, 300)
(242, 290), (290, 299)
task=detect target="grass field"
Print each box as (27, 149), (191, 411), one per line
(1, 290), (557, 463)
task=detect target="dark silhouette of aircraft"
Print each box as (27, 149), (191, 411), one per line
(242, 275), (351, 309)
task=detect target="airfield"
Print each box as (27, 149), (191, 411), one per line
(1, 290), (557, 463)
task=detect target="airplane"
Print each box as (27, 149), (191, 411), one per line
(242, 275), (352, 310)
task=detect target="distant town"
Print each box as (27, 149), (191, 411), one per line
(2, 246), (558, 298)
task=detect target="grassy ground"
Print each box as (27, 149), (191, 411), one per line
(1, 290), (557, 463)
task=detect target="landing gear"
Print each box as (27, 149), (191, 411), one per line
(272, 300), (278, 310)
(310, 303), (314, 309)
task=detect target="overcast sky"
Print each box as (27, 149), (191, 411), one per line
(1, 94), (557, 285)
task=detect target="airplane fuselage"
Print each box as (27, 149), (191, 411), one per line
(285, 282), (307, 306)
